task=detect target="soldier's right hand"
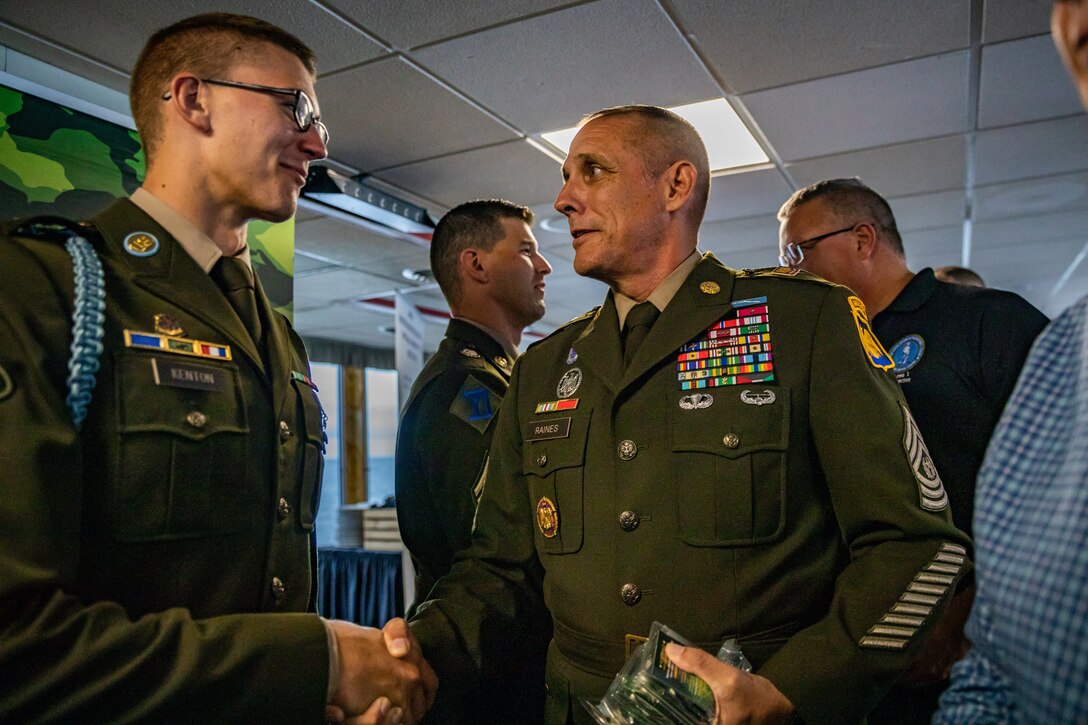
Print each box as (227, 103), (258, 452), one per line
(325, 618), (438, 724)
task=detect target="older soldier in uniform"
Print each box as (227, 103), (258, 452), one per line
(397, 199), (551, 616)
(411, 105), (971, 725)
(0, 13), (432, 724)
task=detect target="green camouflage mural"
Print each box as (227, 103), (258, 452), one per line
(0, 84), (294, 316)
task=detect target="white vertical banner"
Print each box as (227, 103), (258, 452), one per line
(395, 292), (425, 411)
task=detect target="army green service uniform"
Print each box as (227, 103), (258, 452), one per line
(0, 199), (330, 722)
(412, 253), (972, 725)
(396, 317), (515, 613)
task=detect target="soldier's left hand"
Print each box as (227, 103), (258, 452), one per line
(665, 643), (794, 725)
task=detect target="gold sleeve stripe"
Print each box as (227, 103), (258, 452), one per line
(882, 614), (925, 627)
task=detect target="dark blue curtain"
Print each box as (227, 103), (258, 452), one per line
(318, 547), (404, 626)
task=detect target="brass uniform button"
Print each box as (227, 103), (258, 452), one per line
(618, 511), (641, 532)
(277, 497), (291, 521)
(271, 576), (286, 602)
(618, 440), (637, 461)
(723, 433), (740, 449)
(279, 420), (292, 442)
(620, 583), (642, 606)
(185, 411), (206, 429)
(537, 453), (548, 467)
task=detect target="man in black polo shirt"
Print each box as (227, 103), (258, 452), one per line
(776, 177), (1048, 724)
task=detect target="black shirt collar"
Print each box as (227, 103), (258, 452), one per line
(878, 268), (937, 317)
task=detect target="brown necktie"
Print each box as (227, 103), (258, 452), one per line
(621, 301), (660, 370)
(210, 255), (263, 346)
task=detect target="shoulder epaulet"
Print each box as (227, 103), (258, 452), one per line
(735, 266), (837, 286)
(559, 306), (600, 329)
(525, 307), (600, 352)
(5, 215), (99, 245)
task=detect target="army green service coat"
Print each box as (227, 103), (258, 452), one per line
(0, 199), (329, 722)
(413, 253), (972, 725)
(396, 318), (515, 615)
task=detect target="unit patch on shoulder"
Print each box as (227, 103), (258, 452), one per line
(901, 403), (948, 511)
(0, 363), (13, 402)
(675, 295), (775, 390)
(450, 374), (500, 433)
(847, 296), (894, 370)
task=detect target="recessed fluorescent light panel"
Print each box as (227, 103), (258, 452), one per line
(539, 99), (768, 174)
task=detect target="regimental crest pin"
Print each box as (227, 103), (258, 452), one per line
(123, 231), (160, 257)
(153, 313), (185, 337)
(536, 496), (559, 538)
(557, 367), (582, 398)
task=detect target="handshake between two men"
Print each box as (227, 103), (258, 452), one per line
(326, 618), (438, 725)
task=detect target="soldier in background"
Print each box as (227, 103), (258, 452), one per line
(397, 199), (552, 615)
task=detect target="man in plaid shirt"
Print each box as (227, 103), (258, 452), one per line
(933, 3), (1088, 720)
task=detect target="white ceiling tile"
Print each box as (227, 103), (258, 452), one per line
(974, 171), (1088, 221)
(672, 0), (970, 93)
(324, 0), (578, 50)
(743, 53), (969, 161)
(295, 215), (430, 272)
(972, 209), (1088, 250)
(701, 215), (781, 259)
(412, 0), (720, 133)
(787, 136), (967, 198)
(973, 114), (1088, 185)
(375, 140), (564, 208)
(981, 0), (1052, 43)
(295, 268), (404, 308)
(889, 190), (967, 232)
(318, 57), (518, 172)
(901, 225), (965, 263)
(0, 1), (384, 77)
(704, 168), (794, 223)
(978, 35), (1083, 129)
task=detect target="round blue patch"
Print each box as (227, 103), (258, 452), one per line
(123, 231), (160, 257)
(891, 334), (925, 373)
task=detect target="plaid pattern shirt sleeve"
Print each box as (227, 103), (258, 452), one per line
(934, 295), (1088, 724)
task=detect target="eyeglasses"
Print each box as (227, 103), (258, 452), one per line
(778, 224), (859, 268)
(163, 78), (329, 146)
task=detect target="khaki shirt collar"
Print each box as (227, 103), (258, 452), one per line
(130, 187), (252, 273)
(614, 249), (701, 330)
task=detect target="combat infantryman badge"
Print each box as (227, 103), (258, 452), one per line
(537, 496), (559, 538)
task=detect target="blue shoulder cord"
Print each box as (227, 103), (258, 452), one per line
(63, 234), (106, 430)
